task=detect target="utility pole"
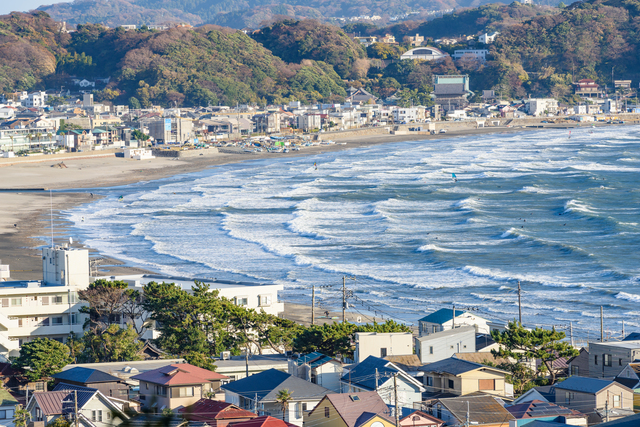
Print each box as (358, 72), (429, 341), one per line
(570, 321), (574, 347)
(74, 390), (79, 427)
(517, 281), (522, 324)
(622, 320), (625, 339)
(245, 347), (249, 377)
(601, 306), (604, 342)
(394, 374), (400, 427)
(342, 277), (347, 323)
(465, 401), (470, 427)
(311, 285), (315, 326)
(452, 304), (455, 329)
(375, 368), (379, 391)
(605, 392), (610, 422)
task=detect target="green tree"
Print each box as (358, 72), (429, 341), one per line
(491, 321), (579, 385)
(12, 338), (73, 381)
(132, 130), (150, 141)
(13, 404), (30, 427)
(47, 417), (71, 427)
(80, 324), (143, 363)
(184, 352), (217, 372)
(276, 389), (293, 421)
(128, 97), (141, 110)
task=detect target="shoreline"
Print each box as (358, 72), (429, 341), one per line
(0, 122), (630, 288)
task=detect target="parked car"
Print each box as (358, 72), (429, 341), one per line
(439, 129), (447, 134)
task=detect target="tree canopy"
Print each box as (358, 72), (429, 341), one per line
(12, 338), (73, 381)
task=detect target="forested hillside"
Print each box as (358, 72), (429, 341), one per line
(36, 0), (564, 29)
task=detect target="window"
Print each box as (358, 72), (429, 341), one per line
(429, 346), (433, 355)
(236, 297), (248, 306)
(432, 326), (438, 333)
(172, 387), (194, 398)
(259, 295), (272, 306)
(41, 318), (50, 326)
(69, 292), (78, 303)
(0, 410), (13, 419)
(52, 316), (63, 325)
(479, 379), (495, 390)
(36, 408), (42, 421)
(571, 366), (579, 376)
(92, 410), (102, 422)
(106, 413), (111, 421)
(41, 296), (49, 305)
(604, 354), (612, 367)
(448, 379), (454, 389)
(1, 299), (8, 307)
(11, 298), (21, 306)
(380, 348), (387, 357)
(18, 318), (23, 327)
(613, 394), (621, 408)
(53, 296), (63, 304)
(565, 392), (574, 404)
(594, 355), (598, 365)
(157, 386), (167, 396)
(426, 376), (433, 387)
(619, 358), (623, 366)
(324, 407), (330, 418)
(70, 313), (78, 325)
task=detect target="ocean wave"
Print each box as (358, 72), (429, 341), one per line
(615, 292), (640, 303)
(417, 244), (458, 253)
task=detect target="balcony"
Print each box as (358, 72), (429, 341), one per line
(8, 323), (84, 337)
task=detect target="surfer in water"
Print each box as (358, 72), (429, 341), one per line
(314, 162), (317, 170)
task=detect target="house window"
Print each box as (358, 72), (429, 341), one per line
(565, 392), (574, 404)
(259, 295), (272, 306)
(448, 379), (454, 389)
(1, 299), (8, 307)
(172, 387), (194, 397)
(479, 379), (495, 390)
(18, 318), (23, 327)
(594, 355), (598, 365)
(236, 297), (248, 306)
(429, 346), (433, 355)
(619, 358), (623, 366)
(52, 316), (63, 325)
(380, 348), (387, 357)
(41, 296), (49, 305)
(426, 376), (433, 387)
(70, 313), (78, 325)
(92, 410), (102, 422)
(0, 410), (14, 419)
(157, 386), (167, 396)
(324, 407), (330, 418)
(53, 296), (63, 304)
(69, 292), (78, 303)
(11, 298), (21, 306)
(613, 394), (621, 408)
(432, 326), (438, 333)
(36, 408), (42, 421)
(604, 354), (612, 367)
(571, 366), (579, 376)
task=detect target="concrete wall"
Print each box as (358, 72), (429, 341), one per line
(589, 342), (640, 379)
(354, 332), (413, 363)
(415, 326), (476, 363)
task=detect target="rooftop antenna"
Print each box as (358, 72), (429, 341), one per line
(50, 189), (54, 248)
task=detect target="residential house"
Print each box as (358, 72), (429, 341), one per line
(288, 352), (343, 393)
(354, 332), (413, 363)
(415, 326), (476, 364)
(132, 362), (230, 412)
(399, 411), (443, 427)
(221, 368), (331, 427)
(383, 355), (423, 379)
(419, 357), (512, 398)
(553, 376), (634, 424)
(379, 34), (396, 44)
(180, 399), (258, 426)
(230, 415), (298, 427)
(418, 308), (492, 336)
(597, 413), (640, 426)
(345, 88), (377, 105)
(613, 362), (640, 410)
(27, 385), (128, 427)
(506, 400), (587, 427)
(51, 367), (129, 399)
(353, 36), (378, 47)
(589, 341), (640, 379)
(406, 34), (425, 47)
(0, 389), (18, 427)
(479, 32), (499, 44)
(512, 388), (553, 405)
(421, 395), (514, 427)
(400, 47), (448, 61)
(304, 391), (395, 427)
(148, 118), (193, 143)
(296, 114), (322, 132)
(393, 107), (426, 123)
(574, 79), (602, 98)
(341, 356), (425, 409)
(254, 113), (281, 134)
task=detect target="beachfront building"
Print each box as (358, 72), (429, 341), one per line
(148, 118), (193, 143)
(525, 98), (559, 116)
(354, 332), (413, 363)
(589, 341), (640, 379)
(415, 326), (476, 364)
(418, 308), (495, 336)
(0, 246), (90, 358)
(432, 75), (473, 111)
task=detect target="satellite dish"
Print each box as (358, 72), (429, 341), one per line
(356, 316), (362, 323)
(69, 237), (73, 245)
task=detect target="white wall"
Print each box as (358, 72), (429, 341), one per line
(354, 332), (413, 363)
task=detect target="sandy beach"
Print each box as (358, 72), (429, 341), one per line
(0, 120), (632, 308)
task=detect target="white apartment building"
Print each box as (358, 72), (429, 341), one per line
(22, 91), (48, 108)
(526, 98), (559, 116)
(393, 107), (426, 123)
(0, 246), (90, 358)
(452, 49), (489, 62)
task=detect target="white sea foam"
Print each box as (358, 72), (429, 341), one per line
(615, 292), (640, 303)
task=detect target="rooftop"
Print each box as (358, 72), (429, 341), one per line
(439, 395), (514, 425)
(313, 392), (392, 427)
(591, 340), (640, 349)
(419, 357), (507, 376)
(553, 376), (619, 394)
(52, 367), (123, 384)
(418, 308), (467, 325)
(131, 363), (228, 386)
(294, 352), (338, 368)
(415, 325), (476, 342)
(221, 368), (331, 402)
(111, 273), (279, 290)
(507, 400), (583, 419)
(180, 399), (258, 422)
(0, 388), (18, 407)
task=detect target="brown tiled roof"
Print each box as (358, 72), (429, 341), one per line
(439, 395), (515, 425)
(384, 355), (422, 370)
(454, 353), (511, 365)
(180, 399), (258, 422)
(131, 363), (228, 385)
(311, 392), (392, 427)
(32, 391), (70, 415)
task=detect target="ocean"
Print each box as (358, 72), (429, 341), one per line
(64, 126), (640, 342)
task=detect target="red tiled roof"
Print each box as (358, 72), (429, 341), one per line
(180, 399), (258, 422)
(131, 363), (228, 385)
(32, 391), (69, 415)
(229, 415), (296, 427)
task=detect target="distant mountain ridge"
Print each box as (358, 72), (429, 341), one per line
(38, 0), (565, 29)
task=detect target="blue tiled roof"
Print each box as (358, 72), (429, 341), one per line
(221, 368), (330, 402)
(52, 367), (121, 384)
(418, 308), (467, 324)
(419, 357), (488, 376)
(295, 352), (335, 368)
(598, 413), (640, 426)
(52, 383), (97, 409)
(341, 356), (399, 391)
(553, 376), (613, 394)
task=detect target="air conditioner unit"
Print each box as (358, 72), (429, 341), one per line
(220, 351), (231, 360)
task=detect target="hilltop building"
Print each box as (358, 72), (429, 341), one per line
(400, 47), (448, 61)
